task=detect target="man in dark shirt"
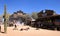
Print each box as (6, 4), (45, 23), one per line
(0, 25), (1, 32)
(13, 20), (18, 30)
(0, 20), (2, 32)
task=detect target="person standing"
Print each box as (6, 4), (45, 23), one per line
(13, 20), (18, 30)
(0, 18), (2, 32)
(0, 17), (3, 32)
(0, 23), (1, 32)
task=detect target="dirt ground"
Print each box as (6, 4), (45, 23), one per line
(0, 25), (60, 36)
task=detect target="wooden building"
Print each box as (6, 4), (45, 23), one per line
(32, 10), (60, 30)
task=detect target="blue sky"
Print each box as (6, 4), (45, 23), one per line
(0, 0), (60, 15)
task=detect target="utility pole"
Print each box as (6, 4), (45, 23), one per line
(3, 4), (7, 33)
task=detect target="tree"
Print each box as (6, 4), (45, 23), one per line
(37, 10), (44, 17)
(31, 12), (38, 19)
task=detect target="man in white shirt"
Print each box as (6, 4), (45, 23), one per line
(0, 17), (3, 32)
(0, 20), (2, 32)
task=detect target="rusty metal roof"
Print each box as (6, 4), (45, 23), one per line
(39, 14), (60, 19)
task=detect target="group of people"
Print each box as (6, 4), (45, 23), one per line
(0, 20), (30, 33)
(11, 20), (30, 31)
